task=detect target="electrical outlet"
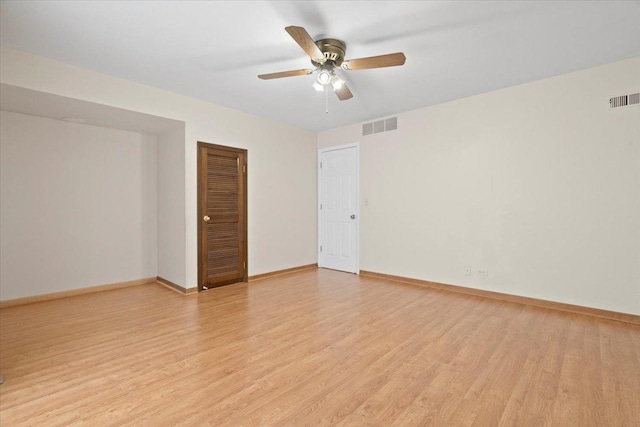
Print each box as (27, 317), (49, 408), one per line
(476, 269), (489, 278)
(465, 266), (472, 276)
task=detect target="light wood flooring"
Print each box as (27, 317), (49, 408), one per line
(1, 268), (639, 426)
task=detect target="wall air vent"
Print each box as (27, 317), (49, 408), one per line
(385, 117), (398, 131)
(362, 116), (398, 136)
(610, 92), (639, 108)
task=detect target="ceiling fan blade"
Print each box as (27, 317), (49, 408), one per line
(334, 83), (353, 101)
(285, 26), (325, 63)
(342, 52), (406, 71)
(258, 69), (313, 80)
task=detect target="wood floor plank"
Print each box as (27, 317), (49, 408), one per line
(1, 268), (639, 426)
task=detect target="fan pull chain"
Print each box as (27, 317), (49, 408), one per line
(325, 85), (329, 114)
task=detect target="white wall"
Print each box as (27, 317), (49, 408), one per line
(156, 125), (186, 286)
(0, 46), (318, 290)
(0, 111), (158, 300)
(319, 57), (640, 315)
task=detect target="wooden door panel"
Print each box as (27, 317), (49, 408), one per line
(198, 143), (247, 290)
(207, 224), (239, 280)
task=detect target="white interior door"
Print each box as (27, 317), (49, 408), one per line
(318, 144), (359, 273)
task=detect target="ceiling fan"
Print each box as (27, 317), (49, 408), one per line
(258, 26), (406, 101)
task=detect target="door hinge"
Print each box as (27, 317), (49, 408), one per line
(243, 261), (246, 269)
(320, 203), (322, 210)
(320, 161), (322, 168)
(320, 246), (322, 252)
(243, 165), (246, 173)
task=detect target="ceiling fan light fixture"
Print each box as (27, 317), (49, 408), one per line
(312, 81), (325, 92)
(331, 75), (344, 90)
(316, 69), (332, 85)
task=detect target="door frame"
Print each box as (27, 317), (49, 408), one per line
(318, 142), (360, 273)
(197, 141), (248, 291)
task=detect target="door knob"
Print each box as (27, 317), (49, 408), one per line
(350, 214), (356, 219)
(203, 215), (211, 223)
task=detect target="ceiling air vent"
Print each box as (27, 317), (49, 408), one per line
(362, 116), (398, 136)
(610, 92), (639, 108)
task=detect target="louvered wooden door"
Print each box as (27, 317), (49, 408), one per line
(198, 142), (247, 290)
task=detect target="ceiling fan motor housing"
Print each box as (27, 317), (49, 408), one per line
(312, 38), (346, 67)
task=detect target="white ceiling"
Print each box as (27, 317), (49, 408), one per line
(1, 1), (639, 132)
